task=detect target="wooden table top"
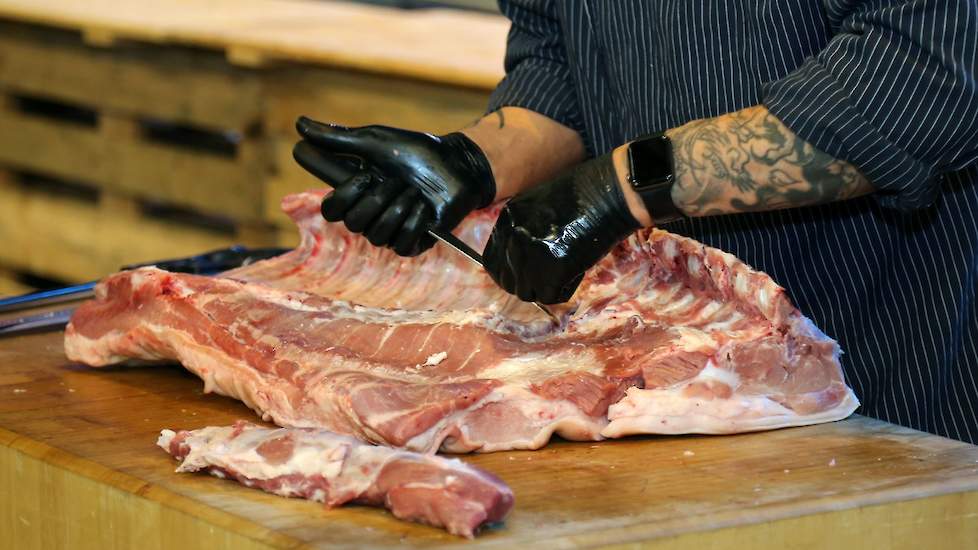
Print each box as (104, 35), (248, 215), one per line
(2, 327), (978, 549)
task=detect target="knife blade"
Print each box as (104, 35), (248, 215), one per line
(428, 230), (560, 325)
(0, 308), (75, 336)
(0, 283), (96, 313)
(427, 230), (484, 267)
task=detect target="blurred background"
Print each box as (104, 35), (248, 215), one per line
(357, 0), (497, 11)
(0, 0), (505, 296)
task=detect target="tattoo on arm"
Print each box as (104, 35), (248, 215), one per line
(460, 106), (586, 200)
(665, 105), (873, 217)
(464, 110), (506, 131)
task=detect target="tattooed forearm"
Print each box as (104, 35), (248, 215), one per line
(664, 105), (873, 217)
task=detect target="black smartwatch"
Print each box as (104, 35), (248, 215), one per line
(625, 133), (684, 224)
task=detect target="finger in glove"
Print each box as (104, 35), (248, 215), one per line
(554, 273), (585, 304)
(321, 172), (375, 222)
(365, 187), (419, 247)
(507, 243), (537, 303)
(343, 175), (406, 233)
(292, 139), (360, 187)
(296, 117), (372, 156)
(392, 201), (434, 257)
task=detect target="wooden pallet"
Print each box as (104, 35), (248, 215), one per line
(0, 171), (261, 283)
(0, 20), (493, 227)
(0, 3), (500, 284)
(0, 23), (268, 223)
(0, 267), (33, 296)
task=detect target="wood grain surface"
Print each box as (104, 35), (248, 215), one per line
(1, 327), (977, 548)
(0, 0), (508, 89)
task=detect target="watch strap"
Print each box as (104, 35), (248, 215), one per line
(627, 133), (685, 225)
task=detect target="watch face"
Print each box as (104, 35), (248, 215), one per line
(628, 135), (673, 189)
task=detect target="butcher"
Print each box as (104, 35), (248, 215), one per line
(293, 1), (978, 444)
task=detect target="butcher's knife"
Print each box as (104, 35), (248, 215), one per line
(293, 141), (562, 324)
(0, 246), (290, 336)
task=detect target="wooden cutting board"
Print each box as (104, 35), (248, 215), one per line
(2, 329), (977, 549)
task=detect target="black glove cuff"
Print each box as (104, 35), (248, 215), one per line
(576, 154), (643, 238)
(440, 132), (497, 209)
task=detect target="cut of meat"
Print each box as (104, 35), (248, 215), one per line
(158, 421), (513, 537)
(220, 192), (538, 321)
(65, 267), (638, 452)
(65, 191), (858, 453)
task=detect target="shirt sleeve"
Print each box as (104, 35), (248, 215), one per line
(762, 0), (978, 210)
(487, 0), (586, 137)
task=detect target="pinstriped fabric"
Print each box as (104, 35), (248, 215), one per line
(764, 1), (978, 210)
(488, 0), (978, 443)
(487, 1), (588, 142)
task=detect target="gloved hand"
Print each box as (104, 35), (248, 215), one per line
(294, 117), (496, 257)
(483, 153), (640, 304)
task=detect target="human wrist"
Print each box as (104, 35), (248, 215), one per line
(612, 144), (655, 227)
(574, 153), (642, 237)
(441, 132), (496, 209)
(460, 124), (517, 201)
(662, 126), (697, 216)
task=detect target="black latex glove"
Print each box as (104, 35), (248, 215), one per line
(483, 153), (641, 304)
(293, 117), (495, 256)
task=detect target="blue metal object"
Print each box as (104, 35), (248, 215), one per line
(0, 283), (96, 313)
